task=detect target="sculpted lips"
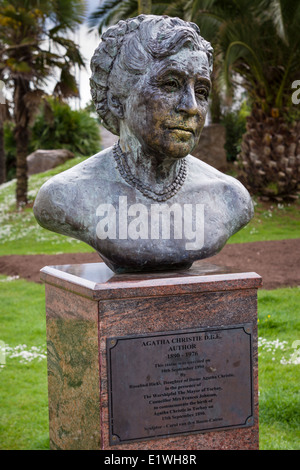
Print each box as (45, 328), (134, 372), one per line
(166, 125), (196, 135)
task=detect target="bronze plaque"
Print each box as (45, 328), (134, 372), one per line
(107, 324), (253, 445)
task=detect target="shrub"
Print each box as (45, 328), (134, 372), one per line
(222, 101), (250, 162)
(3, 98), (102, 180)
(30, 97), (101, 157)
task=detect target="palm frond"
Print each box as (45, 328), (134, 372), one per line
(88, 0), (138, 33)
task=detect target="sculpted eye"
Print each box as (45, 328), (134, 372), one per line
(195, 86), (209, 100)
(163, 78), (180, 91)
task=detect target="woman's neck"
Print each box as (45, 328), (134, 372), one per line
(119, 130), (182, 193)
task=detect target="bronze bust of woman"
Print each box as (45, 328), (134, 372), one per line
(33, 15), (253, 273)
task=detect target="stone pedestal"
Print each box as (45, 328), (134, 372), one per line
(41, 261), (262, 450)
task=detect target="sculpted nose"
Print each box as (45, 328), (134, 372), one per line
(176, 85), (198, 115)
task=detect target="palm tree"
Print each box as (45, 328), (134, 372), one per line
(0, 0), (86, 206)
(88, 1), (185, 33)
(0, 105), (6, 184)
(0, 99), (10, 184)
(138, 0), (152, 14)
(197, 0), (300, 199)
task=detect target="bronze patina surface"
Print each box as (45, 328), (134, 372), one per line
(33, 15), (253, 273)
(107, 324), (253, 445)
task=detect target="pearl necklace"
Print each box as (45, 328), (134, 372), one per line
(113, 142), (187, 202)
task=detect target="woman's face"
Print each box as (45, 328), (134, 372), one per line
(122, 47), (211, 159)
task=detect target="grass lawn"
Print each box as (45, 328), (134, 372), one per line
(0, 275), (299, 450)
(0, 157), (93, 256)
(258, 288), (300, 450)
(0, 276), (49, 450)
(230, 198), (300, 244)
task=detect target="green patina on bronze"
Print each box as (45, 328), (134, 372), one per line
(46, 316), (100, 450)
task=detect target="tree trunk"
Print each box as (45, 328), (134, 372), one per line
(236, 106), (300, 199)
(138, 0), (152, 15)
(14, 78), (30, 207)
(0, 107), (6, 184)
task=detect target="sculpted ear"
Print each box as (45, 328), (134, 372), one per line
(107, 91), (124, 119)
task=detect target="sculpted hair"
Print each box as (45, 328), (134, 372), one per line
(90, 15), (213, 135)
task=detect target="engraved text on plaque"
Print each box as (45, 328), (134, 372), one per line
(107, 324), (253, 445)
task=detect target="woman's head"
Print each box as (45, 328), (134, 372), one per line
(90, 15), (213, 136)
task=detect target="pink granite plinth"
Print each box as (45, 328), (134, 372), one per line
(41, 261), (262, 450)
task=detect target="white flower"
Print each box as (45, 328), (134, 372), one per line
(1, 344), (47, 366)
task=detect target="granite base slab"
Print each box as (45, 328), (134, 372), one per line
(41, 261), (262, 450)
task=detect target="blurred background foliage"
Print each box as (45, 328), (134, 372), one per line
(3, 98), (100, 180)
